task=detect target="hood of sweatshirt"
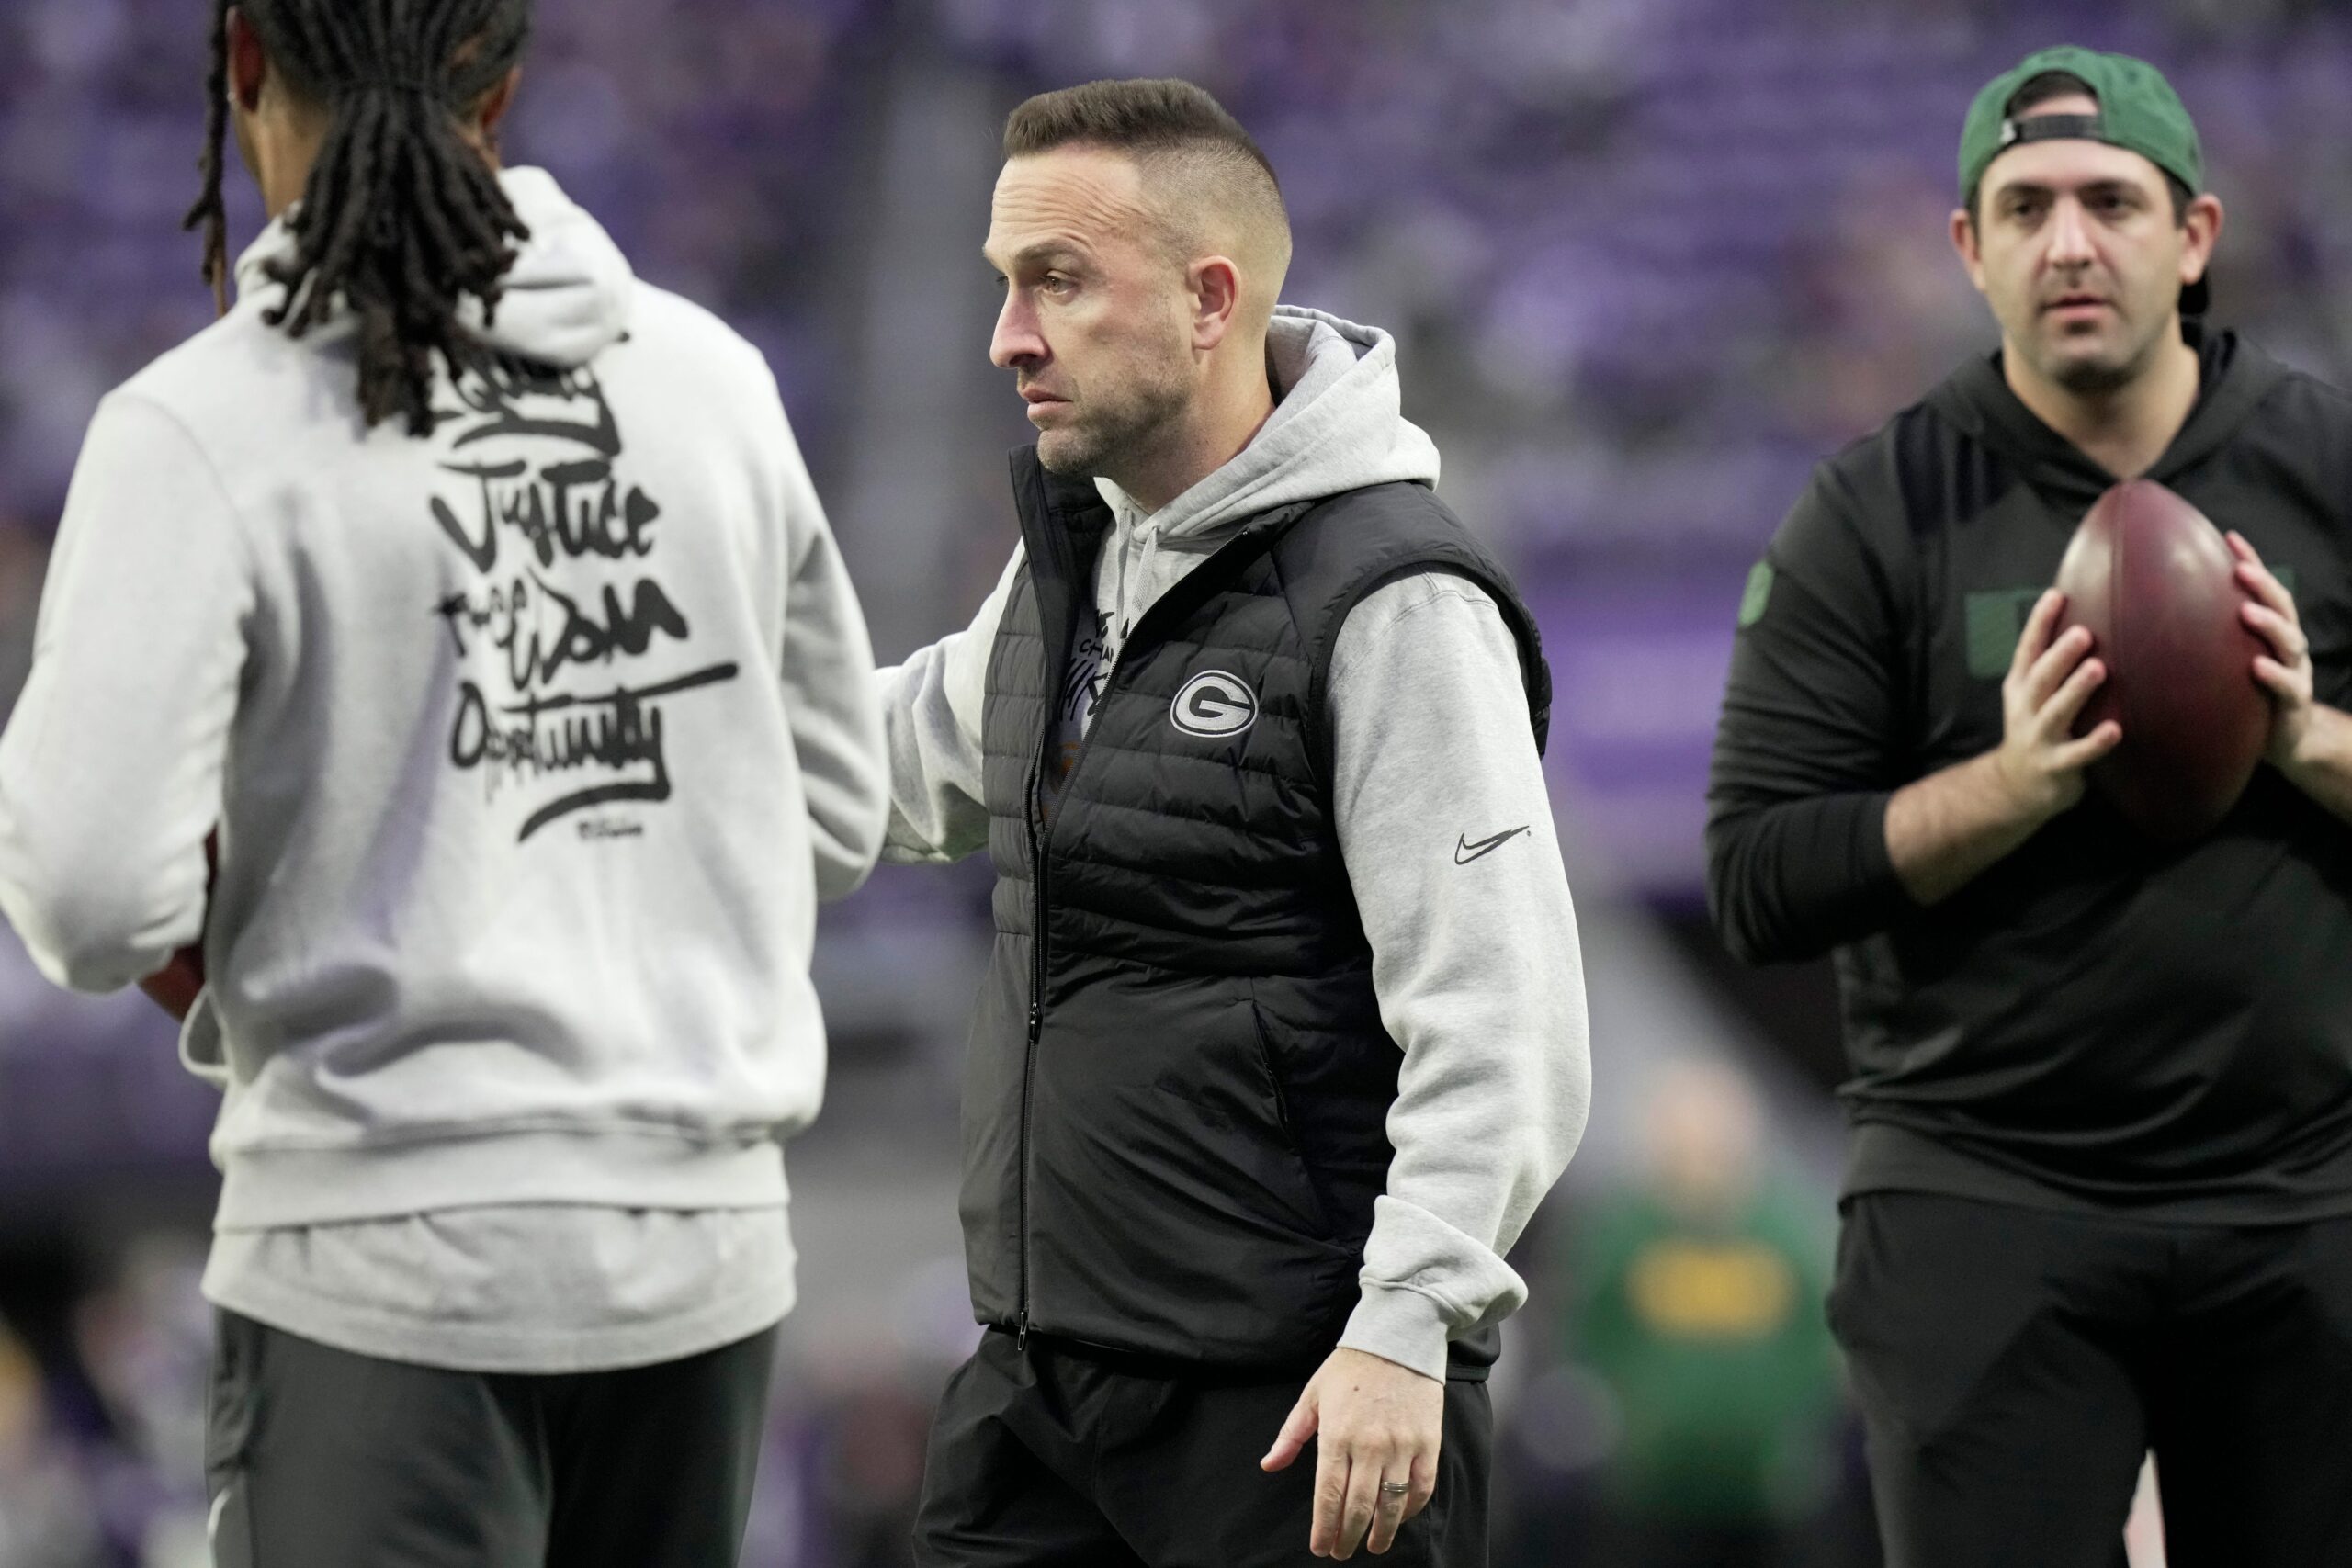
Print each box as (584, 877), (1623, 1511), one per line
(1090, 304), (1442, 640)
(232, 165), (634, 369)
(1926, 325), (2286, 508)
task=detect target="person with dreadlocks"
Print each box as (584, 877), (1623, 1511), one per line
(0, 4), (888, 1563)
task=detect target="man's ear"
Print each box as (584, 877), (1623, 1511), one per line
(2179, 191), (2224, 292)
(1189, 254), (1243, 352)
(1949, 206), (1987, 294)
(227, 7), (268, 114)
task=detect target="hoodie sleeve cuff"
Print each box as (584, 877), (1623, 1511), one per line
(1338, 1282), (1452, 1383)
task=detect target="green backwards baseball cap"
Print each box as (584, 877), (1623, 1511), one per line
(1960, 46), (2208, 312)
(1961, 46), (2202, 200)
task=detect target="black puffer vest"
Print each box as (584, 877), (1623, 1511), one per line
(962, 447), (1550, 1372)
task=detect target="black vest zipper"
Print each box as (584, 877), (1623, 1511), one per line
(1017, 574), (1148, 1346)
(1019, 743), (1045, 1352)
(1018, 637), (1124, 1348)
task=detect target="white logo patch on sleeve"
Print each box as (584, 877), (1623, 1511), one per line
(1170, 670), (1259, 738)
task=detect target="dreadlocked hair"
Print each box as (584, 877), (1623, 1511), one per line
(185, 0), (536, 435)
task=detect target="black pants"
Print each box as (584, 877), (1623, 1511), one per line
(1830, 1191), (2352, 1568)
(913, 1328), (1492, 1567)
(1589, 1517), (1790, 1568)
(204, 1309), (777, 1567)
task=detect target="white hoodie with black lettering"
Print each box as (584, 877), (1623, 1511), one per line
(881, 306), (1592, 1382)
(0, 169), (888, 1371)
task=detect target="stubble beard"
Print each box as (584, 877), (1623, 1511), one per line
(2041, 328), (2160, 396)
(1035, 360), (1193, 483)
(2020, 292), (2174, 399)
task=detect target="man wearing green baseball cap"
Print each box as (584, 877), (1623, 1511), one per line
(1941, 46), (2222, 472)
(1710, 45), (2352, 1568)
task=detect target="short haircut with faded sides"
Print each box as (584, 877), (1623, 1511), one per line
(1002, 78), (1292, 277)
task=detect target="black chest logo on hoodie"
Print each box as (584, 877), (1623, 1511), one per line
(426, 357), (741, 841)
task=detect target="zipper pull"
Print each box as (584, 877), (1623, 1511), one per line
(1017, 1315), (1031, 1353)
(1028, 998), (1043, 1040)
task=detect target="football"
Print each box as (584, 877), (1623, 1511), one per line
(2053, 480), (2271, 841)
(135, 829), (217, 1022)
(137, 945), (205, 1022)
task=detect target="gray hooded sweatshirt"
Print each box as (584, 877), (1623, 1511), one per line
(880, 305), (1591, 1381)
(0, 168), (888, 1371)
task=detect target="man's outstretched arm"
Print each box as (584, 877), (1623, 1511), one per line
(874, 550), (1023, 865)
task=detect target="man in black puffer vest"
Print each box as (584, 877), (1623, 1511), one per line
(878, 80), (1589, 1566)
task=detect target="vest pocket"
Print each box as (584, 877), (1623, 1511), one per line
(1095, 978), (1346, 1251)
(1022, 968), (1361, 1359)
(1250, 986), (1340, 1241)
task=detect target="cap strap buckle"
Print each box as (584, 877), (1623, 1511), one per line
(1998, 111), (2104, 150)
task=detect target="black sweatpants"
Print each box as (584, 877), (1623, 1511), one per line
(1830, 1191), (2352, 1568)
(913, 1328), (1492, 1567)
(203, 1309), (777, 1567)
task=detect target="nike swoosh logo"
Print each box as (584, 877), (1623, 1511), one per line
(1454, 826), (1531, 864)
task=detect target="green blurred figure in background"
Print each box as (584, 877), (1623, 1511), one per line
(1566, 1062), (1843, 1568)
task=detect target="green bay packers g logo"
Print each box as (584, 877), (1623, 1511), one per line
(1170, 670), (1258, 738)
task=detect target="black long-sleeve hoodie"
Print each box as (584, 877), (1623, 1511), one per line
(1708, 329), (2352, 1221)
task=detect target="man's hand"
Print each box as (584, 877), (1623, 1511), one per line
(1990, 587), (2121, 821)
(2231, 533), (2316, 766)
(2229, 531), (2352, 825)
(1886, 588), (2120, 906)
(1261, 1347), (1442, 1559)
